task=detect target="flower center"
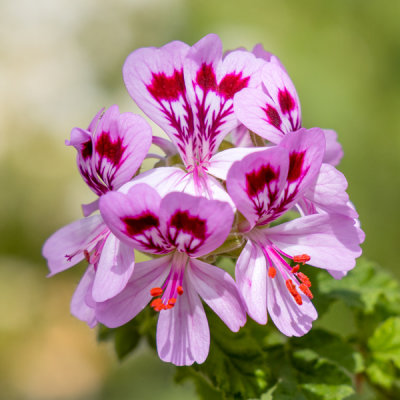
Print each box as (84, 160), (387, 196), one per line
(263, 245), (313, 305)
(149, 252), (187, 312)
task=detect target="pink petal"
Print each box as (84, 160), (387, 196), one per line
(187, 258), (246, 332)
(42, 215), (107, 276)
(70, 264), (97, 328)
(266, 265), (317, 337)
(265, 214), (364, 272)
(81, 199), (99, 217)
(99, 184), (172, 254)
(160, 192), (234, 257)
(234, 87), (285, 144)
(261, 62), (301, 131)
(92, 235), (135, 302)
(96, 256), (171, 328)
(226, 146), (289, 229)
(67, 127), (105, 196)
(184, 35), (263, 164)
(126, 167), (236, 210)
(322, 129), (343, 166)
(304, 163), (358, 218)
(208, 146), (267, 180)
(123, 41), (192, 165)
(230, 124), (254, 148)
(271, 128), (325, 220)
(92, 105), (152, 191)
(252, 44), (287, 72)
(157, 273), (210, 366)
(235, 240), (267, 324)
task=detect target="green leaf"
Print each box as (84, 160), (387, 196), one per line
(317, 258), (400, 315)
(114, 322), (141, 360)
(291, 329), (364, 374)
(368, 317), (400, 369)
(300, 383), (354, 400)
(366, 317), (400, 393)
(176, 311), (272, 400)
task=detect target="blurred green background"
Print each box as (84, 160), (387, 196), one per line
(1, 0), (399, 399)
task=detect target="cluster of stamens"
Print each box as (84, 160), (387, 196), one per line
(149, 286), (184, 312)
(287, 254), (313, 305)
(268, 252), (313, 306)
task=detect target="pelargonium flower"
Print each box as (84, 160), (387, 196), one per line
(96, 183), (246, 365)
(233, 51), (343, 166)
(226, 129), (364, 336)
(122, 33), (265, 200)
(42, 105), (152, 326)
(231, 51), (360, 221)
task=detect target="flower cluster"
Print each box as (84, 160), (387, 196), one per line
(43, 34), (364, 366)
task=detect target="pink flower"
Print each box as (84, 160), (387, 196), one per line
(122, 33), (264, 199)
(42, 105), (152, 326)
(96, 184), (246, 365)
(226, 129), (364, 336)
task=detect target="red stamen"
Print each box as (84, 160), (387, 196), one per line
(177, 286), (184, 295)
(293, 254), (310, 264)
(294, 293), (303, 305)
(291, 265), (300, 273)
(168, 298), (176, 306)
(165, 304), (174, 310)
(286, 279), (303, 305)
(268, 267), (276, 278)
(300, 284), (313, 299)
(297, 272), (311, 287)
(150, 298), (163, 308)
(150, 287), (163, 297)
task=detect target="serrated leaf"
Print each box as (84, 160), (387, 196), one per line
(317, 258), (400, 315)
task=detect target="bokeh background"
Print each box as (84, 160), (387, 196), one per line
(1, 0), (399, 399)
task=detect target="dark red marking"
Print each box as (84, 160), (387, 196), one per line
(147, 70), (185, 101)
(169, 211), (206, 240)
(95, 133), (126, 165)
(123, 213), (160, 236)
(287, 151), (305, 182)
(81, 140), (93, 160)
(263, 105), (282, 129)
(278, 88), (295, 114)
(219, 72), (249, 99)
(196, 63), (217, 91)
(246, 164), (278, 197)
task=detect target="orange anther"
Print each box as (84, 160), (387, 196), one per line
(300, 284), (313, 299)
(297, 272), (311, 287)
(268, 267), (276, 278)
(165, 304), (174, 309)
(150, 287), (163, 297)
(177, 286), (184, 295)
(294, 294), (303, 305)
(168, 298), (176, 306)
(285, 279), (296, 293)
(293, 254), (311, 264)
(150, 298), (163, 308)
(291, 265), (300, 273)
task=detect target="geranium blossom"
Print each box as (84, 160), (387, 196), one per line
(122, 33), (265, 199)
(96, 184), (246, 365)
(226, 129), (364, 335)
(42, 105), (152, 326)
